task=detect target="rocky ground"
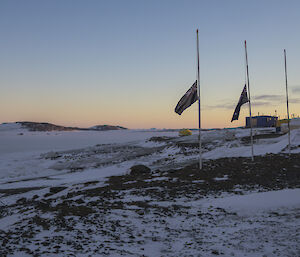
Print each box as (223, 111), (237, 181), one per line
(0, 153), (299, 256)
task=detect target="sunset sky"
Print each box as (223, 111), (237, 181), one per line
(0, 0), (300, 129)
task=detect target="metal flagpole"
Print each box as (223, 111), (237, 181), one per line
(284, 49), (291, 155)
(196, 29), (202, 169)
(245, 40), (254, 161)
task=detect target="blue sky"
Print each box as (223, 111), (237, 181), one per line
(0, 0), (299, 128)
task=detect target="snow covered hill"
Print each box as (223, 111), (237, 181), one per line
(0, 122), (128, 132)
(0, 122), (24, 132)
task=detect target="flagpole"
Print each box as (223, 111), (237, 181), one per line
(284, 49), (291, 155)
(196, 29), (202, 169)
(245, 40), (254, 161)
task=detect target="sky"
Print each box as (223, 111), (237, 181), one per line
(0, 0), (300, 129)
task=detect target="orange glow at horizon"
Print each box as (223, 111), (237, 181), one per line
(2, 98), (294, 129)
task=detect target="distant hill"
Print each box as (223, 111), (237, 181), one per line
(15, 122), (77, 132)
(6, 122), (128, 132)
(89, 125), (127, 131)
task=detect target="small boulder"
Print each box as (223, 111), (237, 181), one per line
(42, 151), (62, 160)
(130, 165), (151, 176)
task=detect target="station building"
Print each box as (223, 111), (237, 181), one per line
(246, 116), (278, 128)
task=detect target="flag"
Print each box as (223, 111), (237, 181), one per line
(231, 84), (249, 122)
(175, 81), (198, 115)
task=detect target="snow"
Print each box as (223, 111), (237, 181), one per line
(1, 127), (300, 185)
(0, 122), (24, 131)
(205, 188), (300, 216)
(204, 128), (300, 159)
(0, 125), (299, 256)
(0, 128), (178, 155)
(0, 128), (178, 182)
(291, 118), (300, 126)
(0, 214), (23, 230)
(214, 175), (228, 181)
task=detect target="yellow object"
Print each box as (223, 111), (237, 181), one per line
(179, 129), (192, 136)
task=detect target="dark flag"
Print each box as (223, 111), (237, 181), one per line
(175, 81), (198, 115)
(231, 84), (249, 122)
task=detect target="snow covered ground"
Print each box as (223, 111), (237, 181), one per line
(0, 125), (299, 256)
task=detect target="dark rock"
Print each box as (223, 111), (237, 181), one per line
(130, 165), (151, 176)
(49, 187), (67, 194)
(89, 125), (127, 131)
(149, 136), (175, 142)
(212, 249), (220, 255)
(16, 197), (27, 204)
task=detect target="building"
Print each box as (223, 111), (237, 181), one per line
(246, 116), (278, 128)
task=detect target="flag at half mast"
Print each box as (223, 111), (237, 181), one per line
(175, 81), (198, 115)
(231, 84), (249, 122)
